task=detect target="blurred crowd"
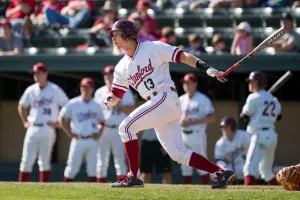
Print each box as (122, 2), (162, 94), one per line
(0, 0), (300, 56)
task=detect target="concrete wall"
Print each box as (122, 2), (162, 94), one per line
(0, 101), (299, 165)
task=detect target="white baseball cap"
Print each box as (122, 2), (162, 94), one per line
(236, 22), (252, 33)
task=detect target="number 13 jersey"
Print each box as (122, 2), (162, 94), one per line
(111, 41), (182, 100)
(19, 82), (69, 124)
(242, 90), (281, 133)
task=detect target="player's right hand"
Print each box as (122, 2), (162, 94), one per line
(207, 67), (228, 83)
(23, 121), (30, 129)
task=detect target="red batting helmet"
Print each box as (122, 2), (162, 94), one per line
(247, 71), (267, 88)
(108, 19), (139, 40)
(220, 117), (237, 131)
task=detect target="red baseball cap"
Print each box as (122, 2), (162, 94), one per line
(102, 65), (115, 74)
(181, 73), (197, 83)
(136, 0), (150, 9)
(0, 19), (12, 28)
(80, 77), (95, 88)
(33, 62), (48, 73)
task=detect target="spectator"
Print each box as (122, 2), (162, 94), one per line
(87, 0), (118, 48)
(244, 0), (259, 8)
(184, 34), (206, 56)
(128, 0), (159, 38)
(140, 129), (172, 184)
(0, 19), (23, 56)
(189, 0), (211, 10)
(211, 33), (230, 55)
(133, 17), (157, 43)
(159, 26), (176, 45)
(231, 21), (253, 55)
(293, 0), (300, 8)
(262, 0), (287, 7)
(5, 0), (36, 33)
(271, 13), (300, 53)
(44, 0), (95, 30)
(209, 0), (244, 8)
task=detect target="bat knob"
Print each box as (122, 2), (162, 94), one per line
(107, 96), (114, 102)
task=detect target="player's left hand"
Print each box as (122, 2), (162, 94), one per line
(180, 118), (193, 127)
(207, 67), (228, 83)
(47, 121), (59, 128)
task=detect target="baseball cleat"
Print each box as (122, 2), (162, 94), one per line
(110, 174), (144, 188)
(209, 170), (236, 189)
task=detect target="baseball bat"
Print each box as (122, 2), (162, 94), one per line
(268, 71), (293, 94)
(220, 26), (286, 78)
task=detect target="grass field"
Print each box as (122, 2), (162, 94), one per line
(0, 182), (300, 200)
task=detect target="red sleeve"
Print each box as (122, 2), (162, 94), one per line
(111, 87), (126, 99)
(175, 50), (183, 63)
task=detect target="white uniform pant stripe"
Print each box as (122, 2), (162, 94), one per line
(125, 92), (167, 140)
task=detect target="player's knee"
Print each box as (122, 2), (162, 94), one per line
(119, 119), (137, 142)
(168, 146), (190, 165)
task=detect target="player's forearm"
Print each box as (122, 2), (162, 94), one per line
(192, 113), (216, 125)
(18, 104), (28, 124)
(180, 52), (215, 73)
(58, 117), (72, 137)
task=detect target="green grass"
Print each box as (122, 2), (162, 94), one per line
(0, 182), (299, 200)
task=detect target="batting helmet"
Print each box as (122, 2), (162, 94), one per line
(220, 117), (237, 131)
(247, 71), (267, 88)
(108, 19), (139, 40)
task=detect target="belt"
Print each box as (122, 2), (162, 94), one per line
(77, 135), (93, 139)
(33, 123), (44, 127)
(182, 130), (193, 134)
(104, 124), (118, 128)
(146, 87), (177, 101)
(262, 128), (269, 131)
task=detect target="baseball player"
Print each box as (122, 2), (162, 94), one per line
(215, 117), (251, 182)
(179, 73), (216, 184)
(18, 62), (69, 182)
(59, 78), (104, 182)
(140, 128), (172, 184)
(240, 71), (281, 185)
(104, 19), (235, 189)
(94, 65), (135, 183)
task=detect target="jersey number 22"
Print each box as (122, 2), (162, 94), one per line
(262, 101), (276, 117)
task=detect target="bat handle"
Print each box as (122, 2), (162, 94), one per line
(219, 62), (241, 78)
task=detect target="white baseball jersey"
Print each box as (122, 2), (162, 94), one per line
(111, 41), (182, 100)
(94, 86), (135, 126)
(179, 92), (215, 133)
(242, 90), (281, 133)
(19, 82), (69, 124)
(215, 130), (251, 168)
(60, 97), (104, 136)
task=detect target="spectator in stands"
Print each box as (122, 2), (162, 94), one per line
(262, 0), (287, 7)
(128, 0), (159, 38)
(209, 0), (244, 8)
(44, 0), (95, 30)
(184, 34), (206, 56)
(0, 19), (22, 56)
(231, 21), (253, 55)
(271, 13), (300, 53)
(5, 0), (36, 33)
(189, 0), (211, 10)
(86, 0), (118, 48)
(293, 0), (300, 8)
(159, 26), (176, 45)
(133, 17), (157, 43)
(211, 34), (230, 55)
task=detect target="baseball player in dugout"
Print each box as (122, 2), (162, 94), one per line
(240, 71), (282, 185)
(104, 19), (235, 189)
(59, 78), (104, 182)
(94, 66), (135, 183)
(215, 117), (251, 183)
(179, 73), (216, 184)
(18, 63), (69, 182)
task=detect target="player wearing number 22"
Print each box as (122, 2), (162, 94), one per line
(241, 71), (282, 185)
(18, 63), (69, 182)
(105, 19), (235, 189)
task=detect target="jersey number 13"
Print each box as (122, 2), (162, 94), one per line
(144, 78), (155, 90)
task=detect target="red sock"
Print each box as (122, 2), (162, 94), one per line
(124, 140), (140, 178)
(188, 152), (224, 173)
(183, 176), (192, 184)
(244, 175), (257, 185)
(64, 177), (73, 182)
(18, 172), (31, 182)
(200, 174), (209, 184)
(97, 177), (107, 183)
(88, 177), (97, 182)
(39, 171), (51, 182)
(268, 177), (279, 185)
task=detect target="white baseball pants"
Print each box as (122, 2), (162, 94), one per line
(97, 126), (127, 178)
(119, 90), (193, 166)
(20, 125), (56, 172)
(64, 138), (97, 179)
(243, 129), (277, 182)
(181, 131), (208, 176)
